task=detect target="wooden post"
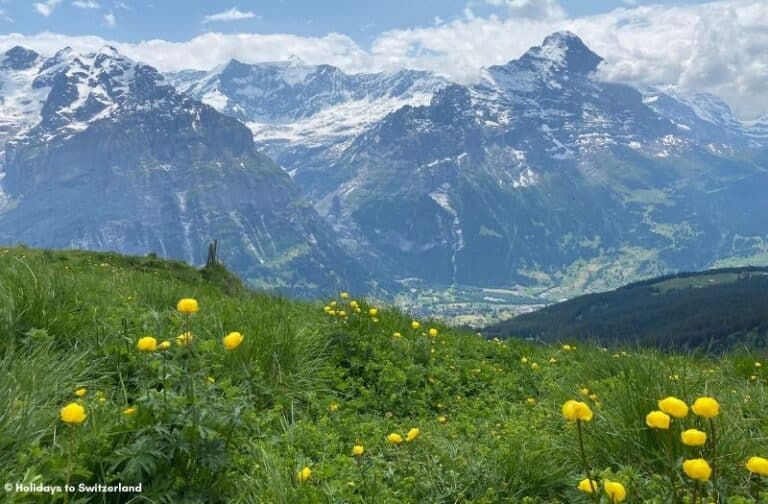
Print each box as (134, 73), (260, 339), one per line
(206, 239), (218, 267)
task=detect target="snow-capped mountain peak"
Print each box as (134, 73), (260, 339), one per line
(479, 32), (603, 98)
(528, 31), (603, 74)
(166, 60), (448, 193)
(1, 46), (42, 71)
(0, 45), (184, 144)
(518, 31), (603, 75)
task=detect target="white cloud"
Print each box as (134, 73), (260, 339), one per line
(104, 12), (115, 27)
(34, 0), (62, 17)
(485, 0), (566, 20)
(202, 7), (257, 24)
(3, 0), (767, 119)
(571, 1), (768, 119)
(0, 31), (367, 74)
(72, 0), (99, 8)
(367, 0), (768, 119)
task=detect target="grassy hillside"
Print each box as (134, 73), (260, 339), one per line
(2, 248), (768, 503)
(485, 267), (768, 350)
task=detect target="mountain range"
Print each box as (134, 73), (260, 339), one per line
(1, 32), (766, 321)
(0, 45), (371, 296)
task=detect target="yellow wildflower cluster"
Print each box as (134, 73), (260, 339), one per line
(322, 294), (375, 320)
(385, 428), (420, 445)
(577, 478), (626, 502)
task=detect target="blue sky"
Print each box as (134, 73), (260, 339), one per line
(1, 0), (713, 45)
(0, 0), (765, 118)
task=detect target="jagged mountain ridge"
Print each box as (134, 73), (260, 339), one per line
(171, 31), (768, 302)
(167, 58), (448, 199)
(0, 45), (372, 296)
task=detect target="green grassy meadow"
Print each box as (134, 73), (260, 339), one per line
(1, 247), (768, 503)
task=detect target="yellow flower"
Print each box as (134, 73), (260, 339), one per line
(681, 429), (707, 447)
(323, 305), (331, 312)
(122, 406), (137, 416)
(756, 362), (762, 368)
(562, 344), (573, 351)
(393, 332), (402, 339)
(428, 328), (438, 337)
(437, 415), (448, 423)
(176, 298), (199, 314)
(223, 331), (244, 350)
(329, 402), (339, 412)
(158, 340), (171, 350)
(330, 301), (337, 308)
(531, 363), (539, 370)
(297, 466), (312, 482)
(350, 300), (359, 309)
(74, 387), (87, 398)
(645, 410), (671, 430)
(691, 397), (720, 418)
(411, 321), (420, 330)
(352, 445), (364, 457)
(520, 357), (528, 364)
(658, 396), (689, 418)
(136, 336), (157, 352)
(682, 458), (712, 481)
(746, 456), (768, 476)
(526, 397), (536, 405)
(338, 310), (347, 317)
(578, 478), (597, 493)
(589, 394), (598, 402)
(406, 427), (420, 442)
(60, 403), (86, 425)
(580, 388), (589, 396)
(387, 433), (403, 444)
(340, 292), (349, 299)
(603, 480), (627, 502)
(176, 332), (193, 347)
(207, 376), (215, 384)
(549, 358), (557, 364)
(369, 308), (378, 316)
(562, 400), (593, 422)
